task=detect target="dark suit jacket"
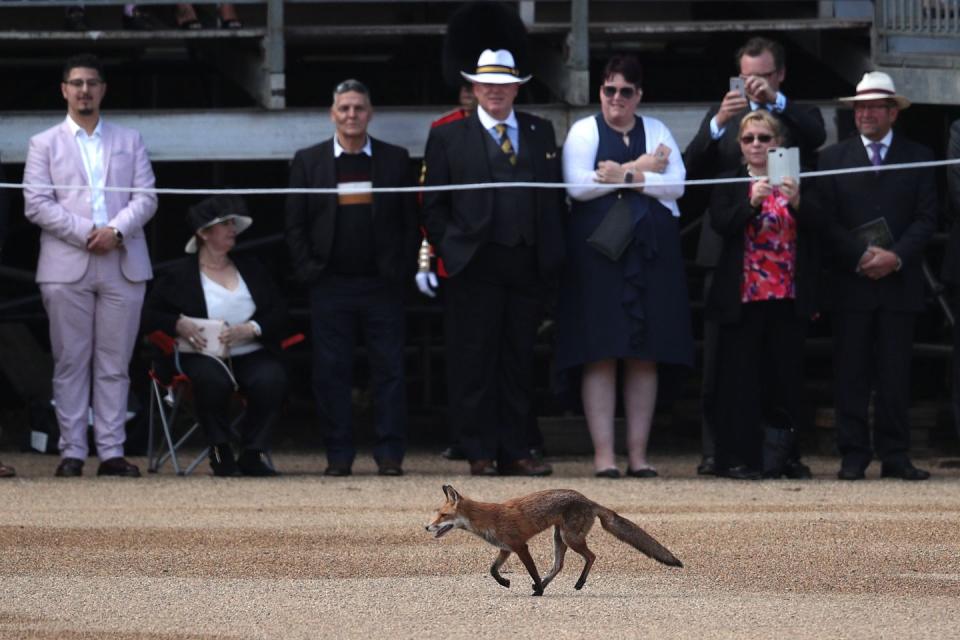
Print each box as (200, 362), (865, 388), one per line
(421, 110), (565, 278)
(941, 119), (960, 286)
(706, 166), (821, 324)
(683, 101), (826, 267)
(284, 137), (418, 285)
(815, 132), (938, 312)
(142, 254), (289, 353)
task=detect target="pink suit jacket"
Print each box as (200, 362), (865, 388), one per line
(23, 118), (157, 283)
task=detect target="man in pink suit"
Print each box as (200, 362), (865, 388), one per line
(24, 54), (157, 478)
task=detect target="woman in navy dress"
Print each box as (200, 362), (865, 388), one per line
(556, 55), (693, 478)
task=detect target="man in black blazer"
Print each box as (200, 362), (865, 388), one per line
(683, 36), (826, 476)
(285, 79), (418, 477)
(422, 49), (564, 477)
(816, 72), (937, 481)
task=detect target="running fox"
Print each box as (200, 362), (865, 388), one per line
(425, 485), (682, 596)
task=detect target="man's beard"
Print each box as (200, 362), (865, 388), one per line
(77, 107), (94, 116)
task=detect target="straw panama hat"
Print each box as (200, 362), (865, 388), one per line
(460, 49), (531, 85)
(838, 71), (911, 110)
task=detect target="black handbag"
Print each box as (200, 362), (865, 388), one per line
(586, 193), (634, 261)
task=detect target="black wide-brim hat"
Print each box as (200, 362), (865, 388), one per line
(185, 195), (253, 253)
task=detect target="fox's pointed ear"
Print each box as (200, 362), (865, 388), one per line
(442, 484), (461, 504)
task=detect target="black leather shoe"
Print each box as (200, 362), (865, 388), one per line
(324, 463), (352, 477)
(696, 456), (716, 476)
(377, 460), (404, 476)
(209, 444), (238, 477)
(64, 7), (89, 31)
(881, 463), (930, 481)
(594, 468), (621, 479)
(55, 457), (84, 477)
(721, 465), (761, 480)
(440, 445), (467, 460)
(499, 458), (553, 477)
(238, 450), (278, 477)
(837, 466), (866, 481)
(97, 457), (141, 478)
(626, 467), (658, 478)
(783, 459), (813, 479)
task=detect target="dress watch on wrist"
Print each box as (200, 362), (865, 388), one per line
(623, 171), (634, 184)
(109, 226), (123, 246)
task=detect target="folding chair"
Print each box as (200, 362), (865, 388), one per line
(145, 330), (304, 476)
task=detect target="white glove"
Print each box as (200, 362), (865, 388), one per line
(415, 271), (439, 298)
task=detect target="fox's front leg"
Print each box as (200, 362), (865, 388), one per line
(490, 549), (511, 589)
(513, 544), (545, 596)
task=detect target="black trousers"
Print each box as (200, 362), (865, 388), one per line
(309, 274), (406, 466)
(179, 349), (286, 451)
(833, 308), (915, 468)
(444, 243), (542, 462)
(715, 300), (807, 471)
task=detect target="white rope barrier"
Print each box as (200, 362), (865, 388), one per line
(2, 157), (959, 195)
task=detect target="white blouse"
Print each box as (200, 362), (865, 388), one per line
(562, 114), (685, 217)
(201, 272), (262, 357)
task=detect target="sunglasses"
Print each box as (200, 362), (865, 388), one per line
(602, 85), (637, 99)
(740, 134), (774, 144)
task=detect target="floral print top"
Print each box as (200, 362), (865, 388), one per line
(741, 186), (797, 302)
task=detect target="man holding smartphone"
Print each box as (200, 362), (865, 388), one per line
(682, 36), (826, 477)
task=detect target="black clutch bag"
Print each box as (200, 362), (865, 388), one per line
(586, 195), (634, 261)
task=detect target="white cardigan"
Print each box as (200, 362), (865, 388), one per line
(562, 114), (685, 217)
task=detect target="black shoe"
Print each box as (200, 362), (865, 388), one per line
(594, 468), (621, 479)
(837, 466), (866, 481)
(122, 8), (165, 30)
(97, 457), (141, 478)
(697, 456), (716, 476)
(209, 444), (238, 477)
(721, 465), (761, 480)
(324, 463), (352, 477)
(55, 457), (84, 477)
(783, 459), (813, 479)
(440, 445), (467, 461)
(377, 460), (404, 477)
(237, 450), (278, 477)
(626, 467), (658, 478)
(64, 7), (89, 31)
(880, 463), (930, 481)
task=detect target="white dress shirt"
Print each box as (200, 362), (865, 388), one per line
(860, 129), (894, 162)
(477, 105), (520, 153)
(65, 115), (107, 227)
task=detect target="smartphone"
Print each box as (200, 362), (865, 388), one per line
(729, 76), (746, 97)
(654, 143), (671, 160)
(767, 147), (800, 186)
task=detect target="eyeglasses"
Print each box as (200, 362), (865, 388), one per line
(740, 134), (774, 144)
(65, 79), (102, 89)
(602, 85), (637, 99)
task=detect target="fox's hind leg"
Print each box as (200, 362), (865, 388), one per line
(539, 526), (567, 590)
(490, 549), (511, 588)
(513, 544), (545, 596)
(560, 529), (596, 591)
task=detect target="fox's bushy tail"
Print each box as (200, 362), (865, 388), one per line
(597, 508), (683, 567)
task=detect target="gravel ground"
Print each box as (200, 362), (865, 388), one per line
(1, 451), (959, 639)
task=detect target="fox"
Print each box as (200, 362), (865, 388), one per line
(425, 484), (682, 596)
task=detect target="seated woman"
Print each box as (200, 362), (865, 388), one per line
(707, 110), (819, 479)
(143, 195), (287, 476)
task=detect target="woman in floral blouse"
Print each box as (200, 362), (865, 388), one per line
(706, 110), (821, 479)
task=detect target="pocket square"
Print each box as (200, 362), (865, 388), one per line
(545, 151), (557, 159)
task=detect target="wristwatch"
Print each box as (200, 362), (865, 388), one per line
(623, 171), (634, 184)
(109, 226), (123, 246)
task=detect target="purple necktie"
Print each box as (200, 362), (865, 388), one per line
(869, 142), (884, 167)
